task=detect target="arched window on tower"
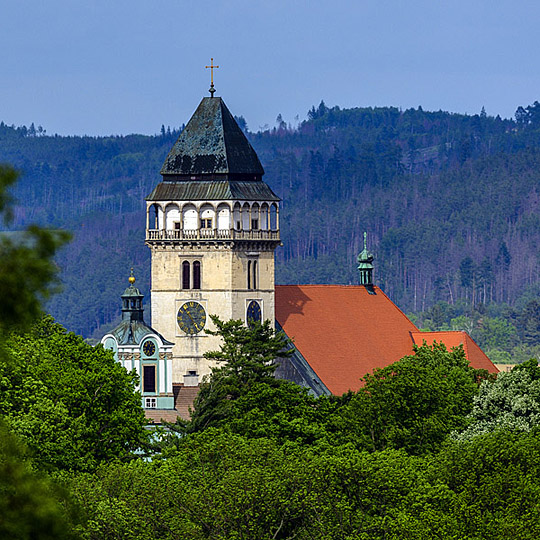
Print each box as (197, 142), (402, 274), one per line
(270, 204), (278, 230)
(200, 205), (215, 230)
(150, 204), (159, 229)
(247, 260), (251, 289)
(253, 260), (257, 289)
(233, 203), (242, 230)
(193, 261), (201, 289)
(251, 203), (260, 230)
(182, 261), (190, 289)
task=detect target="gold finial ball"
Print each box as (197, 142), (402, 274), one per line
(129, 267), (136, 285)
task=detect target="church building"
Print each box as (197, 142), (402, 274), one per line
(103, 86), (497, 421)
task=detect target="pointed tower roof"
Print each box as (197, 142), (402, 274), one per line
(160, 97), (264, 177)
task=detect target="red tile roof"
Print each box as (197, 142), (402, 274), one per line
(174, 384), (199, 420)
(275, 285), (419, 395)
(275, 285), (497, 395)
(145, 409), (183, 424)
(411, 331), (496, 373)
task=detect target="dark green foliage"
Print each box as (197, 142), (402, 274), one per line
(1, 316), (148, 472)
(203, 316), (289, 383)
(0, 420), (76, 540)
(336, 343), (480, 454)
(185, 316), (293, 433)
(68, 428), (540, 539)
(0, 165), (78, 536)
(519, 299), (540, 345)
(435, 431), (540, 538)
(71, 431), (446, 540)
(411, 298), (540, 364)
(70, 432), (312, 540)
(218, 381), (335, 445)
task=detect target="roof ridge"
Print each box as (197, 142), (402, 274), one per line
(217, 99), (229, 171)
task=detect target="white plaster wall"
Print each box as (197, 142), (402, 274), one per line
(183, 207), (198, 229)
(217, 206), (230, 229)
(167, 358), (173, 393)
(159, 360), (166, 393)
(242, 205), (250, 230)
(260, 205), (269, 230)
(165, 205), (180, 229)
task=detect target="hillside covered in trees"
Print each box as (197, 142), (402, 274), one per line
(5, 159), (540, 538)
(2, 100), (540, 344)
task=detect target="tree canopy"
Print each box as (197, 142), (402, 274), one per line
(1, 316), (148, 472)
(183, 316), (294, 434)
(336, 342), (483, 454)
(455, 359), (540, 440)
(0, 165), (77, 537)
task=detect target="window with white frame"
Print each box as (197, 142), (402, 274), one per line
(145, 397), (157, 409)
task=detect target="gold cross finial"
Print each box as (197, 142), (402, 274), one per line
(205, 58), (219, 97)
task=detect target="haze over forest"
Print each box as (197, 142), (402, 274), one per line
(2, 97), (540, 362)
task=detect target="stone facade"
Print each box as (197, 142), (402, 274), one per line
(149, 236), (276, 383)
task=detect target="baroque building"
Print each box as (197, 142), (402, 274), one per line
(101, 270), (174, 409)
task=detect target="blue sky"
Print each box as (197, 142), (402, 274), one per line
(1, 0), (539, 135)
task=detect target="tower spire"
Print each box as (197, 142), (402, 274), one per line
(357, 232), (374, 287)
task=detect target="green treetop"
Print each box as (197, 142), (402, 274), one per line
(185, 315), (293, 434)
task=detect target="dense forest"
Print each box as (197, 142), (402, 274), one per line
(4, 163), (540, 538)
(2, 100), (540, 350)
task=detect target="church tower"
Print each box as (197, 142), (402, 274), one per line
(145, 93), (280, 384)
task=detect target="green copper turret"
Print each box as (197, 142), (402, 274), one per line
(357, 232), (374, 286)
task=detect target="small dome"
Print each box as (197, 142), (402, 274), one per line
(357, 232), (374, 268)
(122, 269), (143, 297)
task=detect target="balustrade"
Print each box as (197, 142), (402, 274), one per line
(146, 228), (279, 241)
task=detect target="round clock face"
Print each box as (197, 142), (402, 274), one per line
(142, 340), (156, 356)
(177, 301), (206, 335)
(247, 300), (262, 327)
